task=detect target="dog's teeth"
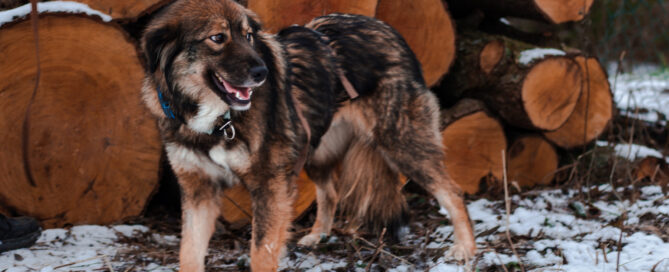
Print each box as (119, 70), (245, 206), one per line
(249, 90), (253, 96)
(235, 92), (242, 99)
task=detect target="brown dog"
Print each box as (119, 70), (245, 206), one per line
(140, 0), (476, 270)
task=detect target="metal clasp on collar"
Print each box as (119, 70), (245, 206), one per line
(219, 120), (235, 141)
(219, 111), (235, 141)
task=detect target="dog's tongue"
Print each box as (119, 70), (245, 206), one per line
(222, 80), (252, 100)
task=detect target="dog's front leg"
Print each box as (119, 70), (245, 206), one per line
(177, 173), (221, 272)
(246, 174), (296, 271)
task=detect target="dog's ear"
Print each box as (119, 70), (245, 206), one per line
(142, 24), (180, 73)
(245, 10), (262, 33)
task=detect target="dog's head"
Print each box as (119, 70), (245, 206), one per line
(141, 0), (268, 132)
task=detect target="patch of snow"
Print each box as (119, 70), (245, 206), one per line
(0, 1), (111, 28)
(596, 141), (667, 162)
(611, 67), (669, 124)
(518, 48), (566, 65)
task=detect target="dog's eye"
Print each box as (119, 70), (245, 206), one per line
(246, 33), (252, 42)
(209, 33), (225, 44)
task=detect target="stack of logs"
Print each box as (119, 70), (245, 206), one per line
(0, 0), (613, 227)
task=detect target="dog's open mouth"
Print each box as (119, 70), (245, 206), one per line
(211, 73), (254, 107)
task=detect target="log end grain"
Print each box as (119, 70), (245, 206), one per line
(522, 57), (583, 130)
(507, 135), (558, 187)
(376, 0), (455, 87)
(544, 57), (612, 148)
(0, 15), (161, 227)
(480, 40), (504, 74)
(535, 0), (594, 24)
(442, 111), (507, 194)
(220, 171), (315, 225)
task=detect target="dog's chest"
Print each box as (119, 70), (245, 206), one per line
(208, 144), (251, 179)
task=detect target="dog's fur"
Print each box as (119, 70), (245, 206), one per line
(140, 0), (476, 270)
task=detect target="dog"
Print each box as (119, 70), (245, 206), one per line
(140, 0), (476, 270)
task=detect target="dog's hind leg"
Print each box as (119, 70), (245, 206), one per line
(370, 86), (477, 261)
(298, 119), (353, 246)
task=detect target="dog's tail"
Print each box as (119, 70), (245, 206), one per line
(336, 139), (410, 241)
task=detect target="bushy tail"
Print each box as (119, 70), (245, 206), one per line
(336, 139), (409, 241)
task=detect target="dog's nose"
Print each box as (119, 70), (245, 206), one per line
(250, 66), (268, 83)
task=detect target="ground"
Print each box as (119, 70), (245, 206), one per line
(1, 68), (668, 271)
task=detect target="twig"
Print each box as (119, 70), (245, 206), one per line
(51, 255), (105, 270)
(104, 255), (115, 272)
(364, 228), (386, 272)
(616, 213), (626, 272)
(502, 150), (526, 272)
(355, 236), (413, 266)
(651, 258), (669, 272)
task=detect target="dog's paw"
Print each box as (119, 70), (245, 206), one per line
(297, 233), (326, 247)
(445, 240), (477, 262)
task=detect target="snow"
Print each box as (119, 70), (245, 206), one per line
(611, 65), (669, 124)
(596, 141), (667, 162)
(518, 48), (566, 65)
(0, 1), (111, 28)
(0, 225), (147, 272)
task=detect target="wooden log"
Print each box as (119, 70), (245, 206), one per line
(220, 171), (315, 226)
(437, 31), (583, 131)
(376, 0), (455, 87)
(441, 99), (507, 194)
(544, 56), (613, 148)
(445, 0), (594, 24)
(0, 15), (161, 227)
(62, 0), (170, 20)
(247, 0), (378, 33)
(507, 135), (558, 187)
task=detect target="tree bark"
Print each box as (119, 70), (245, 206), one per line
(441, 99), (507, 194)
(0, 15), (161, 227)
(437, 30), (583, 131)
(544, 56), (613, 149)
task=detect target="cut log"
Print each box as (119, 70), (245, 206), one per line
(441, 99), (507, 194)
(507, 135), (558, 187)
(220, 171), (315, 226)
(0, 15), (161, 227)
(376, 0), (455, 87)
(247, 0), (378, 33)
(68, 0), (170, 20)
(445, 0), (594, 24)
(544, 56), (613, 148)
(437, 31), (582, 131)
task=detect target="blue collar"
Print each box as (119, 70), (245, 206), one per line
(156, 86), (176, 119)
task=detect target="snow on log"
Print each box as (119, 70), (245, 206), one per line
(247, 0), (377, 33)
(437, 31), (583, 131)
(445, 0), (594, 24)
(441, 99), (506, 194)
(220, 171), (316, 226)
(376, 0), (455, 87)
(68, 0), (170, 20)
(544, 56), (613, 149)
(0, 14), (161, 227)
(507, 135), (558, 187)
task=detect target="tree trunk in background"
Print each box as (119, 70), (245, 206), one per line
(437, 31), (583, 131)
(441, 99), (506, 194)
(445, 0), (594, 24)
(247, 0), (378, 33)
(507, 135), (558, 187)
(0, 15), (161, 227)
(376, 0), (455, 87)
(544, 56), (613, 149)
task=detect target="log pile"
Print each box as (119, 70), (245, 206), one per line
(0, 0), (613, 227)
